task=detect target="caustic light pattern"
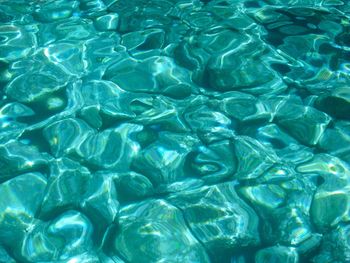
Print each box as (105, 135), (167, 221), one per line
(0, 0), (350, 262)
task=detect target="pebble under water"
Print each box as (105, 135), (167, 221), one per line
(1, 0), (350, 262)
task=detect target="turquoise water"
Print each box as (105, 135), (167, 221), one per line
(1, 0), (350, 262)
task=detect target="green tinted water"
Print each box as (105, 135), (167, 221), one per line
(0, 0), (350, 262)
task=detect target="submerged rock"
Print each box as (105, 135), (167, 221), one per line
(0, 24), (36, 62)
(40, 158), (119, 238)
(94, 13), (119, 31)
(0, 246), (16, 263)
(275, 103), (331, 146)
(206, 38), (276, 91)
(217, 91), (272, 123)
(296, 154), (350, 230)
(187, 140), (236, 184)
(5, 72), (65, 104)
(104, 56), (194, 99)
(0, 0), (349, 262)
(315, 87), (350, 120)
(33, 0), (79, 22)
(312, 224), (350, 263)
(43, 118), (95, 157)
(20, 210), (94, 262)
(0, 173), (47, 247)
(184, 104), (235, 143)
(75, 123), (142, 170)
(168, 182), (260, 259)
(311, 189), (349, 230)
(132, 131), (197, 187)
(233, 136), (278, 181)
(0, 140), (48, 182)
(239, 184), (286, 212)
(113, 199), (210, 263)
(121, 28), (165, 50)
(255, 246), (299, 263)
(113, 171), (154, 201)
(318, 121), (350, 164)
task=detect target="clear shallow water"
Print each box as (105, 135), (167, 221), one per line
(0, 0), (350, 262)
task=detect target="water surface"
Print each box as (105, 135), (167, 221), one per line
(0, 0), (350, 262)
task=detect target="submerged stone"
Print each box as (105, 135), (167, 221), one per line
(173, 41), (210, 84)
(256, 164), (296, 184)
(0, 102), (35, 119)
(255, 246), (299, 263)
(104, 56), (194, 99)
(79, 105), (103, 129)
(113, 199), (210, 263)
(113, 171), (154, 201)
(94, 13), (119, 31)
(262, 207), (315, 248)
(0, 140), (48, 181)
(43, 42), (86, 77)
(33, 0), (79, 22)
(168, 183), (260, 258)
(198, 28), (248, 54)
(75, 124), (142, 170)
(239, 184), (286, 212)
(0, 0), (349, 261)
(315, 86), (350, 120)
(311, 189), (349, 230)
(296, 154), (350, 230)
(5, 72), (65, 103)
(187, 140), (237, 184)
(248, 123), (299, 150)
(132, 142), (186, 186)
(80, 173), (119, 230)
(233, 136), (278, 181)
(21, 210), (94, 262)
(0, 246), (16, 263)
(79, 0), (106, 14)
(297, 154), (350, 189)
(40, 158), (93, 216)
(121, 28), (165, 50)
(206, 43), (276, 91)
(132, 132), (197, 187)
(0, 173), (47, 246)
(80, 79), (135, 121)
(47, 210), (94, 259)
(43, 118), (95, 157)
(0, 24), (36, 62)
(318, 121), (350, 164)
(217, 91), (271, 123)
(127, 95), (190, 132)
(184, 104), (235, 143)
(312, 224), (350, 263)
(275, 103), (331, 146)
(40, 158), (119, 237)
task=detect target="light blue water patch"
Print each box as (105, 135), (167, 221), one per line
(0, 0), (350, 262)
